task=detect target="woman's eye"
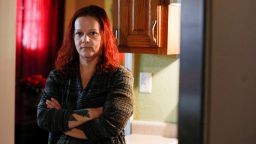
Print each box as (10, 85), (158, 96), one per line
(75, 32), (83, 36)
(89, 31), (99, 36)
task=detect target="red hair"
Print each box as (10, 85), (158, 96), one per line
(55, 5), (119, 71)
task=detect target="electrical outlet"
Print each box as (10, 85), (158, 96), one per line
(139, 72), (152, 93)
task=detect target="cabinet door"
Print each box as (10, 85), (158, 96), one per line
(113, 0), (169, 54)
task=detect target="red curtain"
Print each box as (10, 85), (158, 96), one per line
(15, 0), (64, 123)
(16, 0), (64, 79)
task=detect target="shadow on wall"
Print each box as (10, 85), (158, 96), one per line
(165, 102), (178, 123)
(134, 54), (179, 75)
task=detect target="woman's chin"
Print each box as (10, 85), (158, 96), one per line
(79, 53), (98, 60)
(80, 54), (92, 59)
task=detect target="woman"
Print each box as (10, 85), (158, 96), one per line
(37, 5), (134, 144)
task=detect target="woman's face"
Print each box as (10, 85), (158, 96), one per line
(74, 16), (103, 61)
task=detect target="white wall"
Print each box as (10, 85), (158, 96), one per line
(0, 0), (16, 143)
(205, 0), (256, 144)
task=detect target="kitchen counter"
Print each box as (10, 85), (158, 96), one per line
(125, 120), (178, 144)
(126, 134), (178, 144)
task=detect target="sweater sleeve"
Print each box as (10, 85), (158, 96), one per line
(37, 70), (72, 132)
(80, 68), (134, 140)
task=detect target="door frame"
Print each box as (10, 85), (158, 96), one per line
(178, 0), (206, 144)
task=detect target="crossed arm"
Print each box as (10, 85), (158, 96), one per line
(46, 98), (103, 139)
(38, 69), (134, 141)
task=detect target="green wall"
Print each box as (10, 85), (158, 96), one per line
(133, 54), (179, 123)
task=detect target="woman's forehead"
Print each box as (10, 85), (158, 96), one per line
(74, 16), (100, 29)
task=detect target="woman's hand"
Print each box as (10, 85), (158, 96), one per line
(46, 98), (62, 110)
(65, 128), (87, 139)
(64, 107), (103, 140)
(46, 98), (103, 120)
(88, 107), (103, 119)
(46, 97), (103, 129)
(46, 97), (103, 119)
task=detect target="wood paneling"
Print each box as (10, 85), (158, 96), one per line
(113, 0), (174, 55)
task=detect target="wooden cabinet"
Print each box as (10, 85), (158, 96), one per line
(112, 0), (179, 55)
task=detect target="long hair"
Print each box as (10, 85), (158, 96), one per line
(55, 5), (119, 71)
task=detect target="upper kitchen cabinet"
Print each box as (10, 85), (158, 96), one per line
(112, 0), (180, 55)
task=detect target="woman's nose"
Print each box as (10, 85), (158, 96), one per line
(81, 34), (90, 43)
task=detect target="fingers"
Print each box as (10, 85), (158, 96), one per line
(89, 107), (103, 119)
(50, 98), (61, 109)
(96, 107), (103, 113)
(46, 100), (55, 108)
(46, 98), (61, 110)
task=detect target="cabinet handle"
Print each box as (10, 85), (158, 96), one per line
(152, 20), (157, 43)
(115, 29), (118, 39)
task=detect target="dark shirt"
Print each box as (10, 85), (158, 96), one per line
(37, 63), (134, 144)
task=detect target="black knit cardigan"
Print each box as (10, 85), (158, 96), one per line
(37, 63), (134, 144)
